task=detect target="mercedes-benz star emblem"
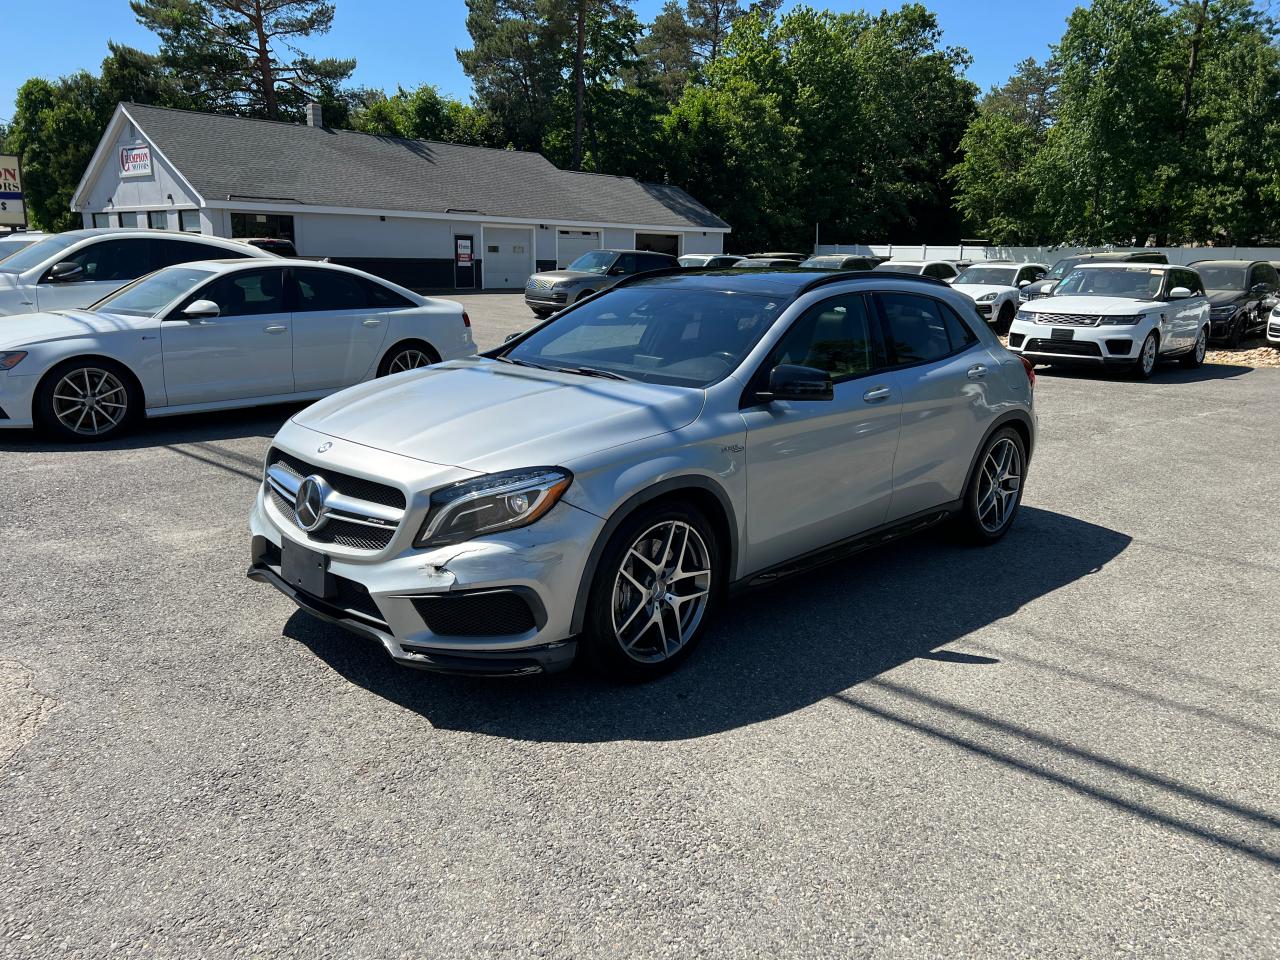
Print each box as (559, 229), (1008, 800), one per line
(294, 475), (331, 532)
(317, 441), (332, 454)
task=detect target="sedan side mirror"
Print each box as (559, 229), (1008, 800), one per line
(1017, 280), (1031, 288)
(46, 261), (85, 283)
(1168, 286), (1193, 300)
(759, 364), (834, 403)
(181, 299), (221, 321)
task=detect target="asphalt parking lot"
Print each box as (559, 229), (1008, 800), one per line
(1, 295), (1277, 958)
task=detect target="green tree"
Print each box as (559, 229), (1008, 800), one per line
(637, 1), (697, 104)
(352, 85), (499, 146)
(980, 56), (1060, 132)
(130, 0), (357, 122)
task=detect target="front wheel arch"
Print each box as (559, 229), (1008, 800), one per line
(33, 355), (145, 440)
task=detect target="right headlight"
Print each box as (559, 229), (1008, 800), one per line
(0, 351), (28, 370)
(414, 467), (572, 548)
(1099, 314), (1145, 325)
(1015, 310), (1034, 322)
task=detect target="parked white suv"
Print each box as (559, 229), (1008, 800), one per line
(877, 260), (961, 281)
(0, 229), (274, 316)
(951, 261), (1048, 330)
(1007, 264), (1211, 378)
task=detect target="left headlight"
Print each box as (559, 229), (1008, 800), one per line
(1210, 305), (1238, 320)
(1099, 314), (1144, 326)
(415, 467), (573, 548)
(976, 292), (999, 302)
(0, 351), (28, 370)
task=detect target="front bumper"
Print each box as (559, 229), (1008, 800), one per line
(1006, 319), (1140, 367)
(1268, 318), (1280, 344)
(524, 290), (568, 312)
(248, 479), (602, 676)
(0, 372), (37, 429)
(1208, 312), (1240, 341)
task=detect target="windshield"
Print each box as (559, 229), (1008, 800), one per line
(800, 256), (845, 268)
(678, 255), (710, 267)
(0, 238), (39, 261)
(501, 286), (783, 387)
(0, 233), (81, 273)
(1192, 265), (1247, 291)
(1054, 267), (1165, 300)
(567, 250), (617, 275)
(90, 266), (216, 316)
(877, 263), (924, 274)
(955, 266), (1018, 286)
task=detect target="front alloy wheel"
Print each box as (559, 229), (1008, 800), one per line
(37, 362), (136, 442)
(1133, 332), (1159, 379)
(585, 502), (721, 680)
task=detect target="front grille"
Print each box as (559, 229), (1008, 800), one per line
(1033, 313), (1102, 326)
(412, 591), (537, 637)
(976, 304), (993, 316)
(526, 277), (554, 292)
(268, 483), (396, 551)
(1008, 333), (1025, 347)
(267, 449), (405, 509)
(1024, 338), (1103, 357)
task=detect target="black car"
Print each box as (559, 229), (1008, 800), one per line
(1021, 250), (1167, 302)
(798, 254), (878, 271)
(1189, 259), (1280, 345)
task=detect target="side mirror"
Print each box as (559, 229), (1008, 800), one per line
(46, 261), (85, 283)
(759, 364), (834, 403)
(504, 331), (522, 343)
(607, 265), (626, 276)
(1168, 287), (1193, 300)
(1017, 279), (1031, 288)
(181, 299), (221, 321)
(1251, 283), (1269, 295)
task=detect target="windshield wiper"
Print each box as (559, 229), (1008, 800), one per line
(558, 365), (633, 381)
(494, 356), (555, 371)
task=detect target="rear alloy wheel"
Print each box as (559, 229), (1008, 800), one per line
(1181, 327), (1208, 368)
(36, 361), (138, 443)
(957, 427), (1026, 544)
(584, 503), (721, 681)
(378, 343), (439, 377)
(1132, 332), (1159, 379)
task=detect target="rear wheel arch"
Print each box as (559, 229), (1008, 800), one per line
(959, 411), (1034, 502)
(570, 476), (739, 635)
(377, 339), (441, 377)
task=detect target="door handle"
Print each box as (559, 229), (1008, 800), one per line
(863, 385), (892, 403)
(264, 324), (288, 334)
(967, 364), (988, 380)
(361, 318), (383, 327)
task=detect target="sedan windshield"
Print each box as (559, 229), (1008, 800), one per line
(877, 263), (924, 274)
(678, 255), (711, 267)
(1192, 265), (1248, 291)
(90, 266), (217, 316)
(1054, 267), (1165, 300)
(567, 250), (617, 275)
(0, 233), (80, 273)
(954, 266), (1018, 286)
(500, 286), (783, 387)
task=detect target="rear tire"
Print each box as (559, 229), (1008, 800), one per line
(956, 426), (1027, 544)
(531, 309), (552, 319)
(1181, 327), (1208, 368)
(377, 341), (440, 377)
(581, 501), (723, 682)
(1132, 332), (1159, 379)
(35, 358), (140, 444)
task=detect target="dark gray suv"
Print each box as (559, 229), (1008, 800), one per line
(524, 249), (679, 316)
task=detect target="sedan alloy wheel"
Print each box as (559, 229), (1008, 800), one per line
(51, 367), (130, 437)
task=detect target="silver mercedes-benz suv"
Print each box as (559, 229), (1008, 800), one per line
(249, 268), (1037, 680)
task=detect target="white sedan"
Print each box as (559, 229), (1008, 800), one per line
(0, 259), (476, 441)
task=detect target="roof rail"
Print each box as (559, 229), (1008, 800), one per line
(795, 270), (954, 297)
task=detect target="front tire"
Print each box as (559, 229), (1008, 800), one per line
(35, 359), (139, 443)
(996, 301), (1015, 333)
(957, 426), (1027, 544)
(1132, 332), (1159, 379)
(1181, 327), (1208, 368)
(582, 501), (722, 681)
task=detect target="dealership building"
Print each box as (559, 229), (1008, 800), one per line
(71, 103), (730, 290)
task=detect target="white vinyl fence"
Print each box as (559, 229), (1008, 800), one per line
(815, 243), (1280, 265)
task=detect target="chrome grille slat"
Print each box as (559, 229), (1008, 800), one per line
(264, 449), (406, 552)
(1033, 313), (1102, 327)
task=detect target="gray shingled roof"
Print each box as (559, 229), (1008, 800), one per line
(124, 104), (728, 230)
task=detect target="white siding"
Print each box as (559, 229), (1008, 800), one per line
(80, 119), (200, 220)
(680, 232), (724, 255)
(602, 227), (634, 250)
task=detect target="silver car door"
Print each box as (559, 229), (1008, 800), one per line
(289, 267), (390, 390)
(741, 293), (902, 573)
(873, 292), (998, 521)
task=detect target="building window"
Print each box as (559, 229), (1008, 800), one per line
(92, 213), (114, 228)
(147, 210), (170, 230)
(231, 212), (295, 242)
(118, 211), (141, 228)
(179, 210), (202, 233)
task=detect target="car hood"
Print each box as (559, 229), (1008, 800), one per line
(1205, 290), (1248, 308)
(1023, 295), (1160, 315)
(529, 269), (599, 283)
(293, 356), (705, 473)
(952, 283), (1014, 298)
(0, 309), (145, 349)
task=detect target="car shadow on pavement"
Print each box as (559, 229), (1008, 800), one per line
(287, 505), (1132, 743)
(0, 403), (303, 454)
(1037, 361), (1257, 383)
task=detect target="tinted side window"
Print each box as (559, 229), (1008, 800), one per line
(59, 238), (153, 282)
(192, 268), (285, 317)
(877, 293), (954, 365)
(1256, 264), (1279, 288)
(362, 277), (415, 308)
(293, 268), (370, 311)
(614, 253), (639, 274)
(1174, 270), (1203, 295)
(941, 302), (979, 349)
(769, 295), (878, 381)
(152, 238), (247, 269)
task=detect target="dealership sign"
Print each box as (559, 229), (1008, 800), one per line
(0, 156), (25, 228)
(119, 144), (152, 178)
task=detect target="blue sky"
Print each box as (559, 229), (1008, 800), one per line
(1, 0), (1086, 125)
